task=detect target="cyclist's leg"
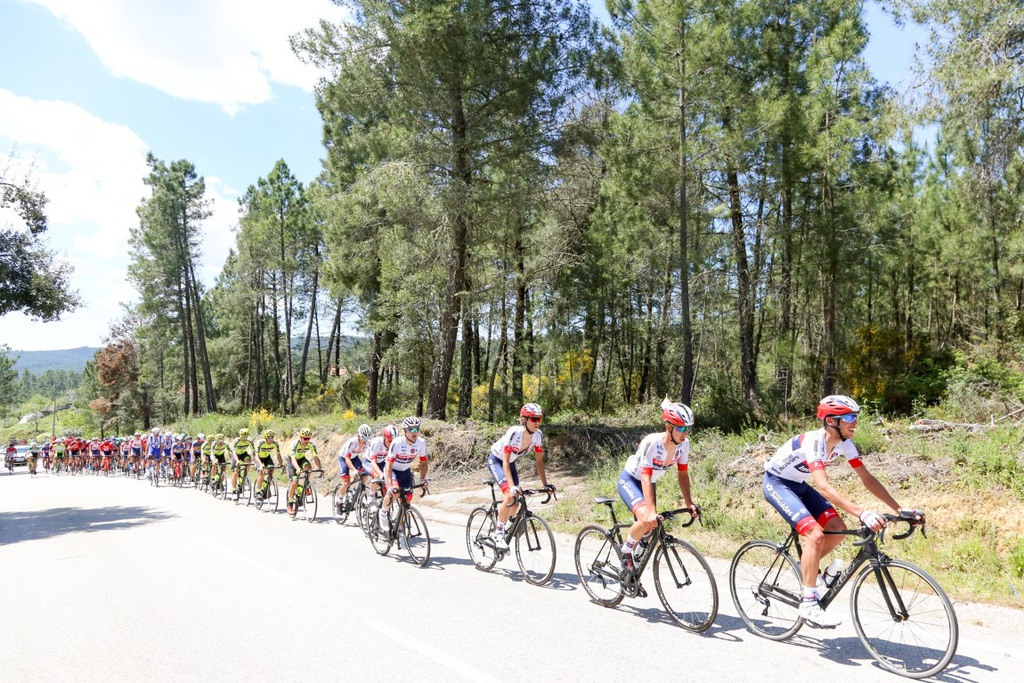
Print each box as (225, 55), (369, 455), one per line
(487, 456), (519, 529)
(616, 472), (657, 554)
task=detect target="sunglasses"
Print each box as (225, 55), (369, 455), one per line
(838, 413), (859, 423)
(406, 427), (420, 433)
(527, 417), (542, 423)
(301, 436), (311, 440)
(673, 425), (691, 433)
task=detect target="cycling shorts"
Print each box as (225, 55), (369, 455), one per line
(339, 455), (364, 479)
(390, 468), (414, 501)
(617, 471), (656, 515)
(762, 473), (839, 534)
(486, 455), (519, 493)
(257, 456), (275, 469)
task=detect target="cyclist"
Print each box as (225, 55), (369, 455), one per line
(209, 433), (230, 491)
(53, 436), (68, 472)
(378, 417), (429, 530)
(618, 398), (699, 576)
(189, 433), (205, 480)
(287, 427), (322, 516)
(762, 394), (921, 628)
(365, 425), (397, 493)
(253, 429), (282, 502)
(5, 440), (15, 472)
(100, 436), (115, 473)
(335, 424), (372, 511)
(28, 440), (40, 475)
(487, 403), (553, 550)
(231, 428), (255, 495)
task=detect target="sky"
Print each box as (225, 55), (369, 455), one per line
(0, 0), (927, 354)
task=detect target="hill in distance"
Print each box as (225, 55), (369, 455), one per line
(9, 347), (98, 374)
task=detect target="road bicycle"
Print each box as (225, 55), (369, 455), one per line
(209, 460), (230, 499)
(288, 468), (323, 522)
(465, 479), (557, 586)
(729, 512), (957, 679)
(333, 473), (371, 526)
(367, 480), (431, 567)
(232, 461), (254, 505)
(574, 496), (718, 632)
(253, 464), (280, 513)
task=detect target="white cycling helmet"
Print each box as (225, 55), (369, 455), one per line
(402, 416), (422, 431)
(357, 424), (372, 440)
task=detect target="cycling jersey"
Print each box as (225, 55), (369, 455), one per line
(763, 428), (861, 483)
(233, 438), (254, 459)
(386, 437), (427, 472)
(292, 440), (318, 467)
(364, 436), (389, 467)
(622, 432), (689, 483)
(210, 440), (228, 462)
(488, 425), (542, 465)
(191, 440), (204, 460)
(255, 439), (279, 464)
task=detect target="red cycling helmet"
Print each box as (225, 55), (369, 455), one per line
(816, 395), (860, 419)
(660, 398), (695, 427)
(520, 403), (543, 418)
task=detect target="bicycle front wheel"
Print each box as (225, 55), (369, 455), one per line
(300, 484), (318, 522)
(850, 559), (958, 679)
(574, 525), (625, 607)
(653, 539), (719, 632)
(515, 514), (556, 586)
(367, 502), (393, 555)
(332, 484), (349, 525)
(465, 507), (499, 572)
(729, 540), (803, 640)
(400, 506), (431, 567)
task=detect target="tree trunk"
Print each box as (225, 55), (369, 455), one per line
(677, 23), (695, 404)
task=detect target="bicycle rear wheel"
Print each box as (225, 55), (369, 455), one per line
(729, 540), (803, 640)
(465, 507), (499, 572)
(400, 506), (431, 567)
(356, 489), (373, 535)
(850, 560), (958, 679)
(574, 525), (625, 607)
(367, 502), (393, 555)
(515, 514), (556, 586)
(653, 539), (719, 632)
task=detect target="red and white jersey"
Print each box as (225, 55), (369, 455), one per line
(365, 436), (389, 466)
(488, 425), (542, 465)
(623, 432), (689, 483)
(764, 428), (862, 483)
(386, 437), (427, 472)
(337, 436), (368, 462)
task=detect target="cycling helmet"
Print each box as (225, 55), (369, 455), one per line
(660, 398), (695, 427)
(299, 427), (313, 439)
(382, 426), (398, 446)
(196, 433), (205, 440)
(262, 429), (275, 439)
(238, 427), (250, 438)
(152, 427), (159, 434)
(134, 431), (141, 437)
(816, 395), (860, 419)
(215, 433), (225, 441)
(520, 403), (543, 418)
(357, 424), (372, 440)
(402, 416), (421, 431)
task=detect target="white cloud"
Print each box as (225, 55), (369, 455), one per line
(199, 176), (241, 285)
(0, 88), (150, 349)
(23, 0), (348, 114)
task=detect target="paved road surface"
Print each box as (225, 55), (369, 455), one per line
(1, 469), (1021, 682)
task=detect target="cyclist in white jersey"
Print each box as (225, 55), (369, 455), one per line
(762, 395), (921, 628)
(617, 398), (699, 574)
(378, 417), (428, 528)
(486, 403), (553, 550)
(335, 424), (372, 506)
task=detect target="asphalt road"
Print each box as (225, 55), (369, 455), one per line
(1, 468), (1021, 683)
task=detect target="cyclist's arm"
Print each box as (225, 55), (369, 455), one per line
(809, 467), (870, 519)
(418, 456), (428, 482)
(533, 449), (547, 488)
(852, 464), (901, 514)
(676, 466), (695, 511)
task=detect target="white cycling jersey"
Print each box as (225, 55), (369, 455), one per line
(623, 432), (689, 483)
(365, 436), (388, 466)
(337, 435), (367, 462)
(386, 437), (427, 472)
(764, 428), (862, 483)
(488, 425), (542, 464)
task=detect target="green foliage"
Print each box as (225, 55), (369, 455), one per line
(1009, 539), (1024, 580)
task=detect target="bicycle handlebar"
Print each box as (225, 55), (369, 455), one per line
(506, 484), (558, 507)
(660, 504), (701, 528)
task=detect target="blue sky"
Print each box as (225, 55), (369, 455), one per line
(0, 0), (926, 353)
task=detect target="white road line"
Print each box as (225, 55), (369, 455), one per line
(367, 620), (502, 683)
(200, 537), (297, 586)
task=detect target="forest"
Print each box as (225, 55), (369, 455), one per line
(10, 0), (1024, 433)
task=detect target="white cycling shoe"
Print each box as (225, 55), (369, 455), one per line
(799, 599), (842, 629)
(492, 531), (509, 551)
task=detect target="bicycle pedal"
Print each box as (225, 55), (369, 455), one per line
(636, 584), (648, 599)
